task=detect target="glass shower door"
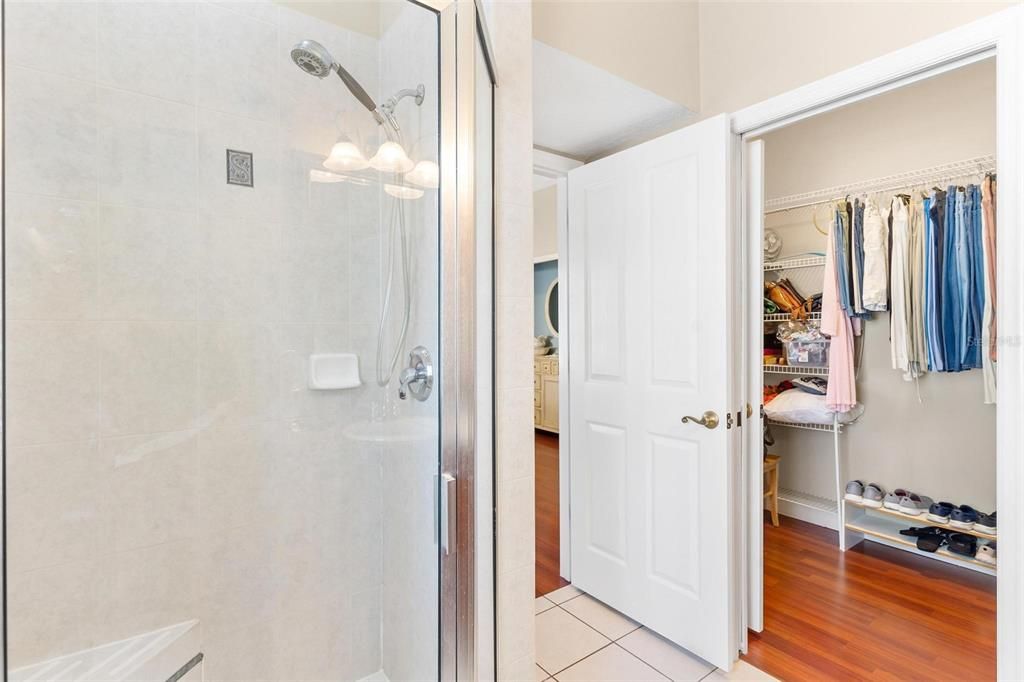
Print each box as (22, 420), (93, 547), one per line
(1, 0), (467, 679)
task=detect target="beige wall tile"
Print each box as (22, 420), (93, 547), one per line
(6, 194), (98, 321)
(105, 430), (200, 550)
(98, 205), (199, 321)
(98, 321), (199, 437)
(6, 321), (101, 447)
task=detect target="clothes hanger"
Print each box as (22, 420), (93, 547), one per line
(810, 203), (828, 236)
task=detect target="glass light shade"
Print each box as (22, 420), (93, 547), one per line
(405, 160), (439, 189)
(322, 141), (369, 172)
(370, 141), (414, 173)
(384, 183), (424, 200)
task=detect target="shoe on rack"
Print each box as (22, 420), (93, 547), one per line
(883, 488), (910, 511)
(900, 526), (949, 552)
(927, 501), (954, 524)
(976, 511), (997, 535)
(948, 533), (978, 558)
(898, 493), (935, 516)
(950, 505), (980, 530)
(862, 483), (885, 508)
(844, 480), (865, 502)
(977, 542), (997, 566)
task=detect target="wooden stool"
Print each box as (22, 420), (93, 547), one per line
(764, 454), (780, 527)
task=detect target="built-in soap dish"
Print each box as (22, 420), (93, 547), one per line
(308, 353), (361, 390)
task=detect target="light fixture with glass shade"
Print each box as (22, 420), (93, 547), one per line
(323, 139), (369, 172)
(405, 160), (439, 189)
(370, 140), (414, 173)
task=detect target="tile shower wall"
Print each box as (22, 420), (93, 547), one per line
(3, 1), (438, 678)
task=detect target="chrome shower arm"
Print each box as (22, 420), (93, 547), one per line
(378, 84), (426, 132)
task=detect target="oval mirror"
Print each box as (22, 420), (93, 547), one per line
(545, 279), (559, 336)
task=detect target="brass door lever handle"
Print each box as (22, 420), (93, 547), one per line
(681, 410), (720, 429)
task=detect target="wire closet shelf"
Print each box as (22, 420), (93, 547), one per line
(764, 154), (996, 214)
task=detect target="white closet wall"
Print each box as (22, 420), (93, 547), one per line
(759, 59), (997, 512)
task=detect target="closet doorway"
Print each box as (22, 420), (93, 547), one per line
(744, 58), (997, 680)
(532, 150), (579, 598)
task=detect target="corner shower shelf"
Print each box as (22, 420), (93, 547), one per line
(763, 364), (828, 376)
(845, 512), (995, 576)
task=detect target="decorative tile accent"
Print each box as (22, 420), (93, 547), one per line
(225, 149), (253, 187)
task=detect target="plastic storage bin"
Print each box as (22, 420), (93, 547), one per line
(784, 339), (829, 367)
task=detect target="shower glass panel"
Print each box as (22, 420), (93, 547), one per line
(3, 1), (445, 679)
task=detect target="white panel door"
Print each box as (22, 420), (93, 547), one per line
(568, 114), (737, 670)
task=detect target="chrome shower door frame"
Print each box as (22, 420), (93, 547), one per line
(431, 0), (496, 680)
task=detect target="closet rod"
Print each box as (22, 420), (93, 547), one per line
(764, 154), (996, 214)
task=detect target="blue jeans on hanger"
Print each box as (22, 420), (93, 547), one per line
(923, 196), (936, 371)
(968, 184), (985, 368)
(930, 191), (946, 371)
(955, 189), (972, 369)
(943, 188), (962, 371)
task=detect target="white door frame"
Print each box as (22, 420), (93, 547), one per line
(733, 6), (1024, 679)
(533, 148), (582, 580)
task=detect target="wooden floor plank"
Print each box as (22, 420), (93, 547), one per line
(535, 430), (569, 597)
(743, 515), (996, 681)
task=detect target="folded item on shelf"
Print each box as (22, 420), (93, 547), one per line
(776, 319), (825, 343)
(763, 388), (863, 425)
(763, 380), (794, 404)
(793, 376), (827, 395)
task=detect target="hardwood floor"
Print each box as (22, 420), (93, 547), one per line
(743, 515), (996, 681)
(535, 430), (569, 597)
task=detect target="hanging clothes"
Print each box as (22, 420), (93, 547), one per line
(824, 203), (857, 413)
(851, 198), (867, 315)
(981, 175), (997, 403)
(907, 198), (927, 378)
(966, 184), (985, 369)
(889, 196), (916, 380)
(861, 198), (889, 311)
(942, 188), (963, 371)
(928, 189), (947, 370)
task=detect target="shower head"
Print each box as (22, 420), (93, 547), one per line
(290, 39), (334, 78)
(291, 39), (384, 124)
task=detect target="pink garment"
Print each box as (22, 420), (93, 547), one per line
(822, 205), (857, 413)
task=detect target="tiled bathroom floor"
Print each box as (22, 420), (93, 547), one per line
(535, 585), (777, 682)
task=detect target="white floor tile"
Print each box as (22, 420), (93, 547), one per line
(535, 605), (611, 674)
(536, 664), (550, 681)
(554, 644), (669, 681)
(535, 596), (556, 614)
(560, 594), (640, 640)
(707, 661), (778, 681)
(543, 583), (582, 604)
(617, 628), (715, 681)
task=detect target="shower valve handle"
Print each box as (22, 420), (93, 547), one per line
(398, 346), (433, 401)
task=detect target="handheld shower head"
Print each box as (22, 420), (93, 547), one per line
(291, 39), (383, 124)
(290, 39), (334, 78)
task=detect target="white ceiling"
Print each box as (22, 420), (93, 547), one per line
(533, 40), (695, 161)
